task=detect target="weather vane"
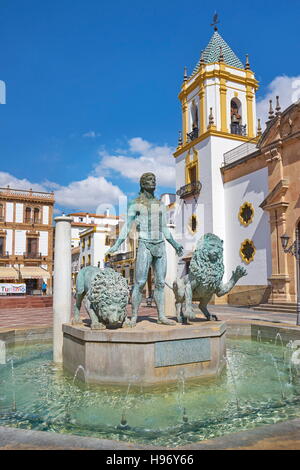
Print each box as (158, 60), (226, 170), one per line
(211, 12), (219, 31)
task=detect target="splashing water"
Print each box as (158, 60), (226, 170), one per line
(1, 339), (300, 447)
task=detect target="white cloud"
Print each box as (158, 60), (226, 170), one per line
(96, 137), (176, 187)
(82, 130), (101, 138)
(54, 176), (124, 210)
(0, 172), (47, 192)
(0, 171), (124, 211)
(257, 75), (300, 130)
(0, 137), (175, 213)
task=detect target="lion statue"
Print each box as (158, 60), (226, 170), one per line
(73, 266), (129, 329)
(171, 233), (247, 323)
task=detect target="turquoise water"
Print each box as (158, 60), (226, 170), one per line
(0, 338), (300, 446)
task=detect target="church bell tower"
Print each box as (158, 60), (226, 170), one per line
(174, 21), (259, 271)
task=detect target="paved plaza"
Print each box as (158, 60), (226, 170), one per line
(0, 302), (299, 331)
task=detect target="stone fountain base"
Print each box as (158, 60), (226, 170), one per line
(62, 319), (226, 385)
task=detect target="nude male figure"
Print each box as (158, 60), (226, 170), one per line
(107, 173), (183, 326)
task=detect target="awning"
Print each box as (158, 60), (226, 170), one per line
(20, 267), (50, 280)
(0, 267), (19, 280)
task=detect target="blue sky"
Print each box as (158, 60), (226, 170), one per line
(0, 0), (299, 213)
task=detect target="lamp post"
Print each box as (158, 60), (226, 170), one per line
(280, 227), (300, 326)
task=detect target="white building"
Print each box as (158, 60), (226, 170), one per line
(0, 186), (54, 293)
(174, 27), (271, 303)
(68, 211), (119, 248)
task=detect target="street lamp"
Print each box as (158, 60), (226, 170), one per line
(280, 227), (300, 326)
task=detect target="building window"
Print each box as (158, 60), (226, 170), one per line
(185, 261), (191, 273)
(33, 208), (40, 224)
(87, 254), (91, 265)
(0, 204), (4, 221)
(188, 165), (197, 184)
(82, 238), (85, 249)
(82, 256), (85, 267)
(188, 214), (198, 234)
(122, 270), (126, 278)
(27, 237), (38, 257)
(239, 202), (254, 226)
(87, 236), (91, 248)
(25, 207), (32, 223)
(129, 269), (134, 285)
(0, 236), (5, 256)
(240, 239), (256, 264)
(185, 151), (199, 185)
(230, 98), (246, 136)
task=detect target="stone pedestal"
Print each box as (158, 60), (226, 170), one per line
(62, 319), (226, 385)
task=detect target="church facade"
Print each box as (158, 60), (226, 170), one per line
(173, 27), (298, 306)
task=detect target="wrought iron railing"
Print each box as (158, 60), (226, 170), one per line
(24, 218), (42, 224)
(187, 127), (199, 142)
(176, 181), (202, 199)
(23, 252), (42, 259)
(0, 187), (54, 200)
(230, 123), (247, 136)
(223, 138), (258, 167)
(110, 251), (134, 262)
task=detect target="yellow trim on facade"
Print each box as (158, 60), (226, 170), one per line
(199, 82), (206, 135)
(173, 130), (258, 158)
(246, 85), (254, 138)
(220, 81), (227, 132)
(185, 150), (199, 184)
(238, 202), (255, 226)
(240, 239), (256, 264)
(179, 66), (258, 100)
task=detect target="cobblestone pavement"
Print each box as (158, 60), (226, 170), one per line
(0, 301), (299, 331)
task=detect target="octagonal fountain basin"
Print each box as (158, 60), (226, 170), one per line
(1, 337), (300, 447)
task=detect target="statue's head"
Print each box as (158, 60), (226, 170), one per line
(140, 173), (156, 192)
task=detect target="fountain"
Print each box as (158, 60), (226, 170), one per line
(62, 175), (235, 386)
(2, 174), (300, 449)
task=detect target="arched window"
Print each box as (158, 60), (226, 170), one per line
(230, 98), (246, 136)
(191, 100), (199, 130)
(187, 101), (199, 141)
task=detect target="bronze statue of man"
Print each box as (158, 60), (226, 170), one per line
(107, 172), (183, 326)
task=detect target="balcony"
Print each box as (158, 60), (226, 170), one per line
(223, 138), (258, 167)
(0, 187), (55, 202)
(176, 181), (202, 199)
(230, 123), (247, 136)
(110, 251), (134, 262)
(187, 127), (199, 142)
(24, 218), (42, 225)
(23, 252), (42, 259)
(0, 251), (9, 259)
